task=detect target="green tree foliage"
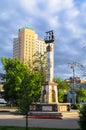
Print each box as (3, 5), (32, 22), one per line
(79, 105), (86, 129)
(19, 71), (41, 114)
(1, 57), (41, 112)
(1, 57), (28, 103)
(76, 87), (86, 102)
(32, 51), (46, 83)
(54, 77), (70, 103)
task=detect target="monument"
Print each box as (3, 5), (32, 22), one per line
(29, 31), (70, 116)
(39, 30), (58, 112)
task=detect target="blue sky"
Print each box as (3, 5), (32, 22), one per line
(0, 0), (86, 80)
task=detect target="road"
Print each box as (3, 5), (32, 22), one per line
(0, 112), (80, 129)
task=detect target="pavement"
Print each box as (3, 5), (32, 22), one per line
(0, 108), (23, 119)
(0, 108), (80, 119)
(0, 108), (80, 129)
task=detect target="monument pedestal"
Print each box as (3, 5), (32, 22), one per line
(30, 80), (70, 113)
(30, 102), (70, 112)
(29, 102), (70, 119)
(40, 81), (58, 104)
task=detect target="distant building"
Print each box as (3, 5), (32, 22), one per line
(65, 77), (86, 103)
(0, 73), (4, 98)
(13, 26), (46, 67)
(65, 77), (86, 89)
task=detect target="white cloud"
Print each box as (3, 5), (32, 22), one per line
(0, 12), (10, 21)
(18, 0), (39, 15)
(47, 0), (74, 13)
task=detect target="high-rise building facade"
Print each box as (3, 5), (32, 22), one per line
(13, 26), (46, 67)
(13, 38), (19, 59)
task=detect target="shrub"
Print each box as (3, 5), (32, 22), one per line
(71, 103), (80, 110)
(78, 105), (86, 129)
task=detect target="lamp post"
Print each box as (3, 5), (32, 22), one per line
(25, 100), (29, 130)
(21, 85), (29, 130)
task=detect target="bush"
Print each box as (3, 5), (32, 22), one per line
(78, 105), (86, 129)
(71, 103), (80, 110)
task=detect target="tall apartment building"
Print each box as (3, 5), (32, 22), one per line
(13, 26), (46, 67)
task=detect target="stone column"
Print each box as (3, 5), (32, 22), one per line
(46, 43), (54, 82)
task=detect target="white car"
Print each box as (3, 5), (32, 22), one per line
(0, 98), (7, 106)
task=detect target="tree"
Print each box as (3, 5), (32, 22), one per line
(79, 105), (86, 129)
(32, 51), (46, 84)
(54, 77), (70, 103)
(1, 57), (41, 109)
(76, 87), (86, 102)
(1, 57), (28, 104)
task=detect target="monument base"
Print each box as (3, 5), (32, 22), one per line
(28, 103), (70, 119)
(30, 102), (71, 112)
(28, 111), (62, 119)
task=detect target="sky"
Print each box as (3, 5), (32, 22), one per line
(0, 0), (86, 80)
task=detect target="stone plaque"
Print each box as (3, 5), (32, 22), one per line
(42, 106), (52, 111)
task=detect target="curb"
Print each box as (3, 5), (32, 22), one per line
(25, 115), (63, 119)
(0, 110), (10, 112)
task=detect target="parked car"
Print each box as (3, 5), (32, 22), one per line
(0, 98), (7, 106)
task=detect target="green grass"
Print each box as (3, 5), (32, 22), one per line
(0, 126), (80, 130)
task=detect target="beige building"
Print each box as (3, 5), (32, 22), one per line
(0, 73), (4, 97)
(13, 38), (19, 58)
(13, 26), (46, 67)
(65, 77), (86, 89)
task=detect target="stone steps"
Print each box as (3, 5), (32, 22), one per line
(62, 110), (79, 118)
(27, 111), (63, 119)
(27, 110), (79, 119)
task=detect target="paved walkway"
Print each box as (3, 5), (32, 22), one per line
(0, 109), (80, 129)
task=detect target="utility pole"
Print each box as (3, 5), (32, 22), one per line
(68, 62), (84, 104)
(68, 62), (78, 104)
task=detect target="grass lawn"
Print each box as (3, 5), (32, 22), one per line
(0, 126), (80, 130)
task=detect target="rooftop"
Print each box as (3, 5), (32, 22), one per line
(19, 26), (34, 31)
